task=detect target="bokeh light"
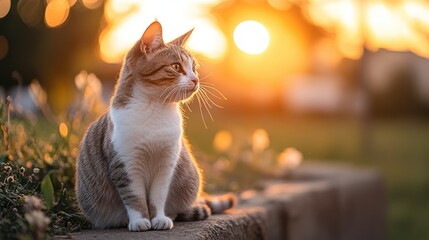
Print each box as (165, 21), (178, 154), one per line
(67, 0), (77, 7)
(252, 129), (270, 153)
(304, 0), (429, 59)
(213, 130), (233, 152)
(267, 0), (291, 11)
(44, 0), (70, 28)
(59, 123), (68, 138)
(17, 0), (45, 27)
(277, 148), (303, 170)
(0, 0), (11, 18)
(233, 20), (270, 55)
(82, 0), (103, 9)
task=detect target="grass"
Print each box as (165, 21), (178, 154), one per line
(370, 119), (429, 240)
(0, 99), (92, 239)
(0, 77), (105, 239)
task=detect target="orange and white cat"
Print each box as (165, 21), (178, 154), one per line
(75, 21), (235, 231)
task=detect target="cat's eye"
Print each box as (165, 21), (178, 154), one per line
(171, 63), (184, 73)
(192, 62), (198, 73)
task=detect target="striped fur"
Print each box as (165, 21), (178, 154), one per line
(176, 193), (237, 221)
(175, 203), (211, 221)
(75, 21), (235, 232)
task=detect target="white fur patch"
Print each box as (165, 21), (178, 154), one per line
(110, 90), (183, 230)
(151, 215), (173, 230)
(110, 93), (182, 160)
(126, 206), (151, 231)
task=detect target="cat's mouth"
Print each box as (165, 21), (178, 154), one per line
(185, 85), (198, 96)
(159, 84), (199, 103)
(192, 84), (199, 92)
(184, 82), (199, 93)
(181, 85), (198, 99)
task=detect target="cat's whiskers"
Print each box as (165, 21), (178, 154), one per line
(193, 83), (227, 129)
(158, 80), (226, 128)
(198, 73), (213, 82)
(181, 85), (187, 102)
(182, 100), (193, 112)
(198, 91), (214, 121)
(177, 86), (183, 103)
(199, 83), (227, 100)
(173, 85), (182, 102)
(159, 85), (176, 100)
(165, 84), (189, 104)
(194, 93), (208, 129)
(179, 86), (194, 113)
(199, 88), (223, 108)
(160, 85), (178, 104)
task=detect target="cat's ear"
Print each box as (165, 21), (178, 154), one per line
(169, 28), (194, 47)
(140, 21), (166, 54)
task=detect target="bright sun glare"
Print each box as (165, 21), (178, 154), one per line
(99, 0), (226, 63)
(96, 0), (429, 63)
(233, 20), (270, 55)
(305, 0), (429, 59)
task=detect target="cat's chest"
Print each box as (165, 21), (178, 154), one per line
(110, 105), (182, 149)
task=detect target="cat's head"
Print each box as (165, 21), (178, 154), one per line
(122, 21), (199, 104)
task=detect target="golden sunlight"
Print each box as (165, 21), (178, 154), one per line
(99, 0), (226, 63)
(233, 20), (270, 55)
(304, 0), (429, 59)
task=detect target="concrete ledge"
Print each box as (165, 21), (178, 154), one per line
(70, 208), (266, 240)
(68, 163), (385, 240)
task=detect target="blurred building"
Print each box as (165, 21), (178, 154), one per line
(282, 49), (429, 116)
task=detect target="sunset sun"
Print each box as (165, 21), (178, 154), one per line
(233, 20), (270, 55)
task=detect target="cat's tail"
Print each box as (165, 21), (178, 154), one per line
(203, 193), (237, 214)
(175, 193), (237, 221)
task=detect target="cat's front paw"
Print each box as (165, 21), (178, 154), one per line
(128, 218), (151, 231)
(151, 215), (173, 230)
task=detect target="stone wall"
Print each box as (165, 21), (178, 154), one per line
(69, 163), (385, 240)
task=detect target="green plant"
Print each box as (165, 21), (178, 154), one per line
(0, 82), (95, 239)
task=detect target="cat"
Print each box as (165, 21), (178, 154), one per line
(75, 21), (235, 231)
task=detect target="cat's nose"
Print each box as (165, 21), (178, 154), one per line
(191, 78), (199, 86)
